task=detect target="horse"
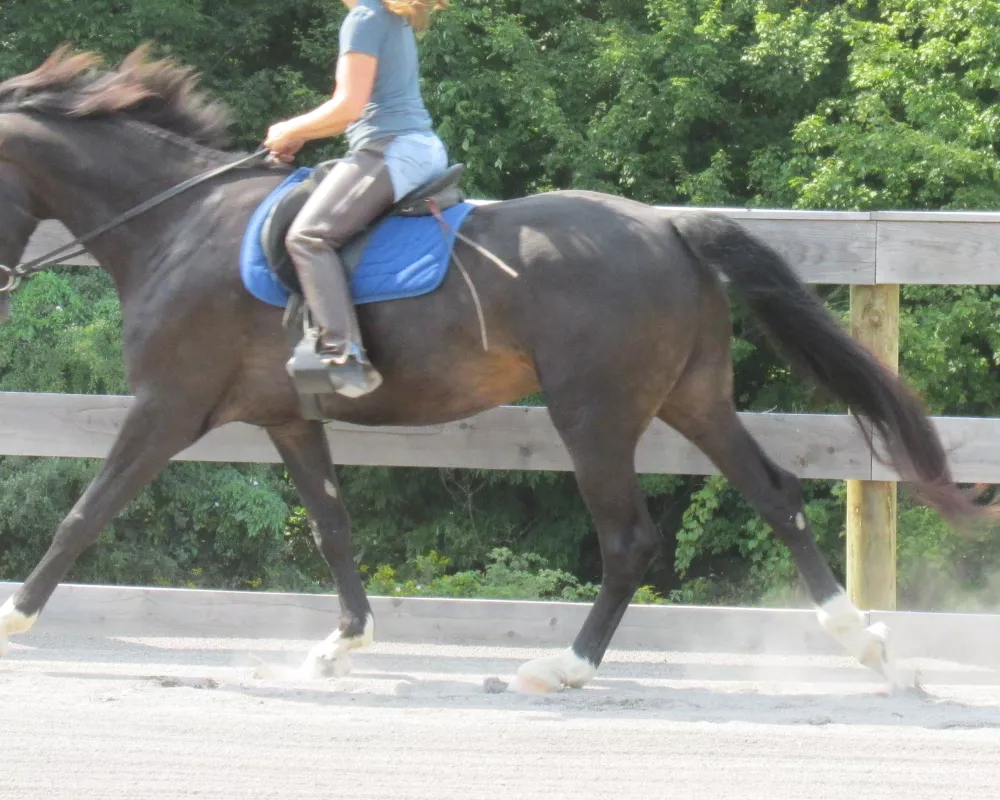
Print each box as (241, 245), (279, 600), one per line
(0, 46), (986, 694)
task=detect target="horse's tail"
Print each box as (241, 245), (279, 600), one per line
(669, 211), (993, 528)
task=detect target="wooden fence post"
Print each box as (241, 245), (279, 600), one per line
(846, 284), (900, 610)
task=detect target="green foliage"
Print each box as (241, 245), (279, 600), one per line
(362, 547), (665, 604)
(3, 1), (1000, 609)
(0, 272), (126, 394)
(768, 0), (1000, 211)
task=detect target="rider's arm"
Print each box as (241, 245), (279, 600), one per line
(282, 53), (377, 141)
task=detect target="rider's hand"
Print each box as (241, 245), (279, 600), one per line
(264, 122), (305, 163)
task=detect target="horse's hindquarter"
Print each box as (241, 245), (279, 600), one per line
(502, 192), (706, 399)
(318, 192), (708, 426)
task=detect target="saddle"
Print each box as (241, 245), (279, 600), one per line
(272, 160), (467, 417)
(262, 161), (466, 296)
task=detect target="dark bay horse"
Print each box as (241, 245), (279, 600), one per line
(0, 48), (985, 693)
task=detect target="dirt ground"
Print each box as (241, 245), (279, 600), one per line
(2, 632), (999, 799)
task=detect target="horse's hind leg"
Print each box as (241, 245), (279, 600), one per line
(510, 403), (661, 694)
(267, 420), (372, 678)
(658, 371), (918, 689)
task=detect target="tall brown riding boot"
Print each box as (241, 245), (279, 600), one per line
(284, 143), (396, 399)
(288, 239), (383, 399)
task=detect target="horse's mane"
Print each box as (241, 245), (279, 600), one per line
(0, 44), (230, 149)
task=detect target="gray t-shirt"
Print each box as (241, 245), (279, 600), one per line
(340, 0), (433, 151)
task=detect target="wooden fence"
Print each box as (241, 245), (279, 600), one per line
(12, 210), (1000, 612)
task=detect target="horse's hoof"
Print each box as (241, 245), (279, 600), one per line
(857, 621), (891, 672)
(297, 651), (353, 680)
(0, 596), (37, 655)
(862, 623), (927, 695)
(508, 648), (597, 694)
(297, 614), (373, 680)
(818, 595), (920, 692)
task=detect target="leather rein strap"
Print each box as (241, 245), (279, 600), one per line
(0, 147), (270, 294)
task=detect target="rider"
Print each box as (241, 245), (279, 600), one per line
(264, 0), (449, 398)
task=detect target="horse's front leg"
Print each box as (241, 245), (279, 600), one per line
(267, 420), (372, 678)
(0, 395), (203, 652)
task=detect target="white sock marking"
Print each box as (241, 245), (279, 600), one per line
(509, 648), (597, 694)
(298, 613), (374, 679)
(816, 592), (872, 660)
(0, 595), (38, 654)
(816, 593), (920, 689)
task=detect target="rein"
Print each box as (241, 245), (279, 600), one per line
(0, 147), (270, 294)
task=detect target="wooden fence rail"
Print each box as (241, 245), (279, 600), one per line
(28, 208), (1000, 285)
(5, 391), (1000, 481)
(17, 209), (1000, 612)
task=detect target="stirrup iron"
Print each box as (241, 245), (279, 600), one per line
(286, 314), (382, 399)
(287, 327), (340, 395)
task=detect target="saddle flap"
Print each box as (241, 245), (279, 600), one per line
(260, 172), (320, 291)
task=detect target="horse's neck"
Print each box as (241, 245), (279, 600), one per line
(37, 121), (229, 291)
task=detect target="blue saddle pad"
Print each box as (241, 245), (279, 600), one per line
(240, 167), (476, 308)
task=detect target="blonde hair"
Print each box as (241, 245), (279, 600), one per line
(382, 0), (448, 32)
